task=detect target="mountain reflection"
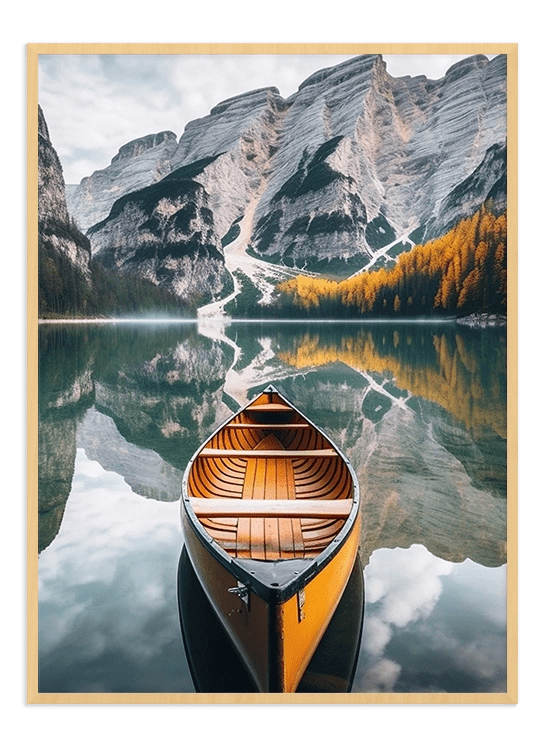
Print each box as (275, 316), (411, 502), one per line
(243, 321), (507, 568)
(38, 322), (234, 551)
(38, 325), (95, 551)
(38, 320), (506, 569)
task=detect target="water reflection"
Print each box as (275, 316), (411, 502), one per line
(355, 545), (507, 693)
(242, 322), (506, 568)
(37, 319), (507, 693)
(272, 324), (506, 437)
(38, 449), (191, 693)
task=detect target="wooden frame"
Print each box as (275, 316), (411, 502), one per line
(27, 42), (518, 704)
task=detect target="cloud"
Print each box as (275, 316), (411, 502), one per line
(363, 544), (453, 656)
(38, 53), (354, 183)
(358, 657), (402, 692)
(383, 54), (495, 80)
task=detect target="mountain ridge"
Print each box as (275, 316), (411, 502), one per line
(55, 54), (507, 314)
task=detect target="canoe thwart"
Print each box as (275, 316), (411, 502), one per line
(245, 404), (293, 412)
(225, 423), (310, 429)
(188, 497), (354, 519)
(198, 448), (337, 458)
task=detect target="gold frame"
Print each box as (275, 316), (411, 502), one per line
(27, 42), (518, 705)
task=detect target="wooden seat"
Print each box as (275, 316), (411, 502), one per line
(225, 423), (310, 429)
(188, 405), (353, 561)
(198, 448), (337, 458)
(245, 403), (293, 412)
(189, 498), (353, 519)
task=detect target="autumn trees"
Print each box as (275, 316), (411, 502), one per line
(275, 205), (508, 318)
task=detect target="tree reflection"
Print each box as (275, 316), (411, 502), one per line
(273, 323), (506, 438)
(38, 321), (506, 566)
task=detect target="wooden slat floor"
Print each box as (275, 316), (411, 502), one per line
(187, 394), (352, 560)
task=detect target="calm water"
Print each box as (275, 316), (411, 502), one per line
(37, 319), (507, 693)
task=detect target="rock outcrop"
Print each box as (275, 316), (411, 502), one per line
(86, 87), (288, 303)
(425, 142), (507, 240)
(170, 87), (289, 239)
(251, 54), (507, 272)
(38, 105), (92, 286)
(88, 165), (233, 304)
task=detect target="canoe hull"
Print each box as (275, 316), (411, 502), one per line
(180, 386), (361, 693)
(182, 508), (361, 693)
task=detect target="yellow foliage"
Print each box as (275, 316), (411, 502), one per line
(277, 205), (507, 317)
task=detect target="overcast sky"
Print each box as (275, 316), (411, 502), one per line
(38, 53), (494, 185)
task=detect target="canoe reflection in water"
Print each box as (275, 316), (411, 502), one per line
(177, 546), (364, 693)
(179, 385), (363, 693)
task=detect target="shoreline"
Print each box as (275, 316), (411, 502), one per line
(38, 314), (508, 326)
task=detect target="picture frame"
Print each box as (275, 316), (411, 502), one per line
(27, 42), (518, 704)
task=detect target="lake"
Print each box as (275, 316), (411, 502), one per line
(37, 318), (507, 693)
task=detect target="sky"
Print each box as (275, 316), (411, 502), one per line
(38, 53), (495, 185)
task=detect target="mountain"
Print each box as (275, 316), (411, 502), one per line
(38, 105), (94, 316)
(67, 54), (507, 309)
(85, 86), (287, 303)
(87, 162), (233, 304)
(66, 131), (178, 232)
(38, 106), (192, 317)
(251, 54), (506, 272)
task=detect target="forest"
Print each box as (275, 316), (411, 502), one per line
(274, 204), (507, 319)
(38, 219), (191, 318)
(38, 202), (507, 320)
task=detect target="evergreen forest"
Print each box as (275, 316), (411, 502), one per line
(38, 219), (191, 318)
(38, 202), (507, 320)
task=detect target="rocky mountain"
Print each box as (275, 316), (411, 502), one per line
(250, 54), (506, 273)
(424, 142), (507, 241)
(87, 164), (233, 303)
(38, 107), (192, 317)
(69, 53), (506, 307)
(38, 104), (93, 307)
(66, 131), (178, 231)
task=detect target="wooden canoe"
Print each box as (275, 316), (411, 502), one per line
(181, 385), (361, 693)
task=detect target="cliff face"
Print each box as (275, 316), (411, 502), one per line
(251, 54), (506, 271)
(38, 105), (92, 283)
(67, 131), (178, 232)
(70, 54), (506, 303)
(86, 87), (288, 303)
(170, 87), (289, 238)
(88, 166), (233, 303)
(39, 105), (70, 227)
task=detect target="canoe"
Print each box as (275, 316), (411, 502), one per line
(180, 385), (361, 693)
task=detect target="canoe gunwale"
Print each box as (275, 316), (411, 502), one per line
(181, 385), (361, 605)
